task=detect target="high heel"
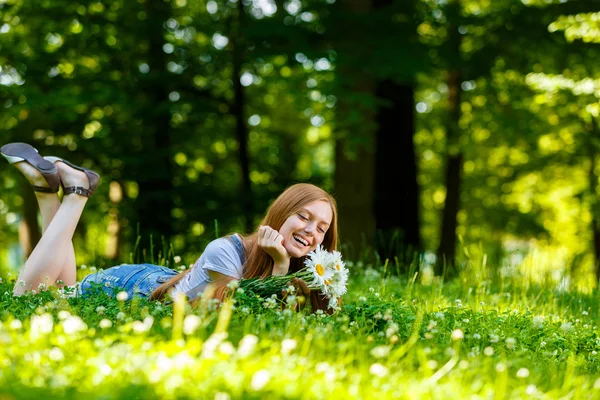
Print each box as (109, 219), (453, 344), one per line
(0, 142), (61, 193)
(44, 156), (100, 198)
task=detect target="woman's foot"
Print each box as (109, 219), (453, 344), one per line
(12, 161), (56, 191)
(1, 143), (61, 193)
(55, 161), (90, 190)
(46, 157), (100, 197)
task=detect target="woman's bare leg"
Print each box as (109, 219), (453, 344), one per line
(13, 162), (89, 295)
(35, 192), (77, 286)
(10, 161), (77, 288)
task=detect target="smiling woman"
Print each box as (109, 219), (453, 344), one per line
(150, 183), (339, 312)
(0, 144), (340, 313)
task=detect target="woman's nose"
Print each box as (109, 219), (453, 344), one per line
(304, 223), (315, 236)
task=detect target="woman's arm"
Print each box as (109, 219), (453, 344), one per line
(208, 270), (239, 301)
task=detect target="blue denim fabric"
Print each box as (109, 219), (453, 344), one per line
(78, 263), (179, 299)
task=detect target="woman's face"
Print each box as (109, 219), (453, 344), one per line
(278, 199), (333, 258)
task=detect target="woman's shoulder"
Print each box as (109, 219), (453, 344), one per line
(205, 234), (240, 249)
(202, 234), (244, 258)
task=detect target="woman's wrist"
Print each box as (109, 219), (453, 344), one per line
(272, 259), (290, 276)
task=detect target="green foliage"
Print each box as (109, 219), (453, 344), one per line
(2, 0), (600, 284)
(1, 259), (600, 398)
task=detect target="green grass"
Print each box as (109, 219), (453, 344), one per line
(1, 259), (600, 399)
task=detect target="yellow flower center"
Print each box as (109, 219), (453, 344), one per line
(336, 263), (340, 271)
(316, 264), (324, 276)
(324, 280), (331, 285)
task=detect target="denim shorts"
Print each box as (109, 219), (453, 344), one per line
(78, 263), (179, 299)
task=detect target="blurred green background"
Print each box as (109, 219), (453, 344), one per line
(1, 0), (599, 288)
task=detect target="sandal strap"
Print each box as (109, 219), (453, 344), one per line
(32, 185), (59, 194)
(63, 186), (93, 197)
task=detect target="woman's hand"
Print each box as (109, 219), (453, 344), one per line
(257, 225), (290, 275)
(309, 290), (335, 315)
(281, 277), (310, 312)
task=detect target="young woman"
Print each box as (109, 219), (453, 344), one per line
(1, 142), (338, 311)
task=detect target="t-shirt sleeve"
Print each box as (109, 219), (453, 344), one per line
(200, 237), (243, 279)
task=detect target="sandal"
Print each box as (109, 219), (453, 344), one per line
(44, 156), (101, 198)
(0, 142), (61, 193)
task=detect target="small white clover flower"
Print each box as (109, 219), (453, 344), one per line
(369, 363), (389, 377)
(370, 345), (390, 358)
(560, 322), (573, 333)
(226, 280), (239, 290)
(9, 319), (22, 330)
(506, 337), (516, 349)
(237, 334), (259, 358)
(490, 334), (499, 343)
(183, 315), (202, 335)
(99, 319), (113, 329)
(174, 256), (182, 264)
(62, 316), (87, 335)
(516, 368), (530, 378)
(484, 347), (494, 356)
(116, 291), (129, 301)
(280, 339), (297, 354)
(251, 370), (271, 391)
(58, 311), (71, 320)
(583, 311), (589, 316)
(451, 329), (464, 341)
(533, 316), (544, 329)
(540, 341), (547, 347)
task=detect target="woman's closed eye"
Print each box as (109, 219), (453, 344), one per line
(298, 213), (308, 221)
(298, 213), (327, 234)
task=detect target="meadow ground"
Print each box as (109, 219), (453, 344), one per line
(0, 258), (599, 399)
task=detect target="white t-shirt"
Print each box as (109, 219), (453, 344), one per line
(172, 235), (244, 300)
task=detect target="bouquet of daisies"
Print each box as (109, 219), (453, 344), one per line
(239, 245), (348, 309)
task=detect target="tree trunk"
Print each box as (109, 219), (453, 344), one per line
(19, 181), (40, 259)
(231, 0), (253, 234)
(333, 0), (376, 259)
(374, 81), (421, 267)
(435, 0), (464, 276)
(105, 181), (123, 261)
(334, 141), (376, 258)
(588, 121), (600, 283)
(136, 2), (175, 252)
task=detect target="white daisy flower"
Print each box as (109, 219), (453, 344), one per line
(304, 245), (334, 289)
(328, 269), (348, 297)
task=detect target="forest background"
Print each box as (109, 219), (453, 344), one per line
(1, 0), (599, 290)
